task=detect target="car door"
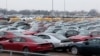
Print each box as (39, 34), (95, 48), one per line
(94, 39), (100, 54)
(11, 37), (27, 51)
(3, 40), (14, 50)
(4, 37), (19, 50)
(9, 37), (22, 51)
(83, 39), (99, 54)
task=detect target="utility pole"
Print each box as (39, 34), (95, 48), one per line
(52, 0), (54, 17)
(51, 0), (54, 21)
(64, 0), (66, 17)
(5, 0), (8, 15)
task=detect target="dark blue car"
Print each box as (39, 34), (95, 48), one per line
(68, 37), (100, 56)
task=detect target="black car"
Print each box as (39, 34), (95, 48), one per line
(68, 37), (100, 56)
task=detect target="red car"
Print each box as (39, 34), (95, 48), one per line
(0, 31), (22, 41)
(69, 30), (100, 42)
(69, 35), (91, 42)
(0, 35), (53, 53)
(23, 30), (38, 35)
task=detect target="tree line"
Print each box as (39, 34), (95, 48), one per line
(0, 8), (100, 17)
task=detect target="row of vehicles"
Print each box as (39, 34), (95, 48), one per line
(0, 19), (100, 56)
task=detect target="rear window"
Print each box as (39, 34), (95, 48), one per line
(31, 37), (46, 43)
(66, 30), (79, 35)
(52, 34), (67, 40)
(87, 27), (96, 30)
(68, 27), (77, 29)
(9, 28), (17, 30)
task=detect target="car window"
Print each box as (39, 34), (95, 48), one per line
(0, 32), (5, 36)
(51, 34), (67, 40)
(87, 27), (96, 30)
(95, 39), (100, 44)
(52, 29), (61, 33)
(88, 39), (97, 44)
(8, 28), (17, 30)
(88, 39), (99, 44)
(66, 30), (79, 36)
(12, 37), (21, 42)
(91, 31), (100, 36)
(68, 27), (77, 29)
(20, 38), (26, 42)
(31, 37), (46, 43)
(37, 35), (50, 39)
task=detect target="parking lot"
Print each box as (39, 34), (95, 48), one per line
(0, 18), (100, 56)
(0, 52), (73, 56)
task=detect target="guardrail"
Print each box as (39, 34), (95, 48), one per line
(0, 50), (51, 56)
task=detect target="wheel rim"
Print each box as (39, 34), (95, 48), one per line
(71, 47), (78, 55)
(23, 48), (29, 56)
(24, 48), (29, 52)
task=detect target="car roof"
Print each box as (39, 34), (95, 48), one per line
(36, 33), (59, 36)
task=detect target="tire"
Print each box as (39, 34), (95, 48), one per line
(0, 45), (3, 53)
(71, 47), (79, 55)
(23, 48), (30, 56)
(51, 44), (55, 52)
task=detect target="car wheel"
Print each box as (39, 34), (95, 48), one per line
(23, 48), (30, 56)
(0, 45), (3, 53)
(51, 44), (55, 51)
(71, 47), (79, 55)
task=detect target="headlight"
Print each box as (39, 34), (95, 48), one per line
(59, 43), (65, 46)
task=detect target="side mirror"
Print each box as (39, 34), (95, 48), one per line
(9, 40), (13, 43)
(84, 41), (89, 45)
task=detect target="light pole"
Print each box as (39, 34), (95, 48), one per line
(52, 0), (54, 17)
(5, 0), (8, 15)
(64, 0), (66, 17)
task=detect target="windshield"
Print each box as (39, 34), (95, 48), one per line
(9, 28), (17, 30)
(0, 26), (7, 29)
(68, 27), (77, 29)
(66, 30), (79, 35)
(52, 34), (67, 40)
(87, 27), (96, 30)
(31, 37), (46, 43)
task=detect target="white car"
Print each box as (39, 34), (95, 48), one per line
(0, 27), (25, 32)
(35, 33), (73, 51)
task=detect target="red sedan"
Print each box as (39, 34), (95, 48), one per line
(23, 30), (38, 35)
(0, 35), (53, 53)
(69, 30), (100, 42)
(0, 31), (23, 41)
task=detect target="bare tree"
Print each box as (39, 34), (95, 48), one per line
(88, 9), (99, 17)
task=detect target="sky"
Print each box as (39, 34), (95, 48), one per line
(0, 0), (100, 11)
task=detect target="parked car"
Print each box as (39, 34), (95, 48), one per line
(0, 35), (53, 53)
(12, 21), (30, 27)
(69, 30), (100, 42)
(0, 27), (25, 32)
(23, 30), (38, 35)
(56, 30), (80, 38)
(35, 33), (73, 51)
(68, 37), (100, 56)
(0, 31), (23, 41)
